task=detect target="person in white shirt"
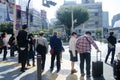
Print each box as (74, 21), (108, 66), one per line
(1, 32), (8, 61)
(69, 32), (78, 74)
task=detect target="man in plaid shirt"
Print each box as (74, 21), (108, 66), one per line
(76, 31), (100, 78)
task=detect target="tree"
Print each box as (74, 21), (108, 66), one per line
(0, 22), (13, 34)
(56, 5), (89, 36)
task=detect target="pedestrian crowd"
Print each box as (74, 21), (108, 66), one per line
(0, 24), (119, 79)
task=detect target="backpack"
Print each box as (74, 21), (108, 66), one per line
(0, 38), (4, 48)
(8, 37), (14, 45)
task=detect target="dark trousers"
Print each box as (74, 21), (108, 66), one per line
(80, 52), (91, 75)
(19, 48), (28, 71)
(0, 48), (2, 54)
(105, 47), (115, 64)
(41, 54), (46, 70)
(3, 46), (7, 60)
(50, 51), (61, 70)
(10, 45), (15, 57)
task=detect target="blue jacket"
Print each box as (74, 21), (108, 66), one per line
(50, 35), (62, 52)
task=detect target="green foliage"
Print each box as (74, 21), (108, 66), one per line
(56, 5), (89, 36)
(0, 22), (13, 34)
(31, 29), (49, 35)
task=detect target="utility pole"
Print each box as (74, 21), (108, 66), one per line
(26, 0), (31, 28)
(13, 0), (16, 35)
(71, 8), (74, 33)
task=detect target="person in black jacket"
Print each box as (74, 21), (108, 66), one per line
(8, 33), (15, 57)
(17, 24), (28, 72)
(50, 32), (62, 73)
(105, 32), (117, 65)
(27, 33), (35, 66)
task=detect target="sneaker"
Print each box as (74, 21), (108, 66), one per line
(32, 63), (35, 66)
(81, 73), (85, 77)
(56, 69), (60, 73)
(71, 69), (77, 74)
(86, 75), (91, 78)
(50, 69), (53, 73)
(27, 63), (31, 66)
(20, 69), (25, 73)
(41, 70), (44, 73)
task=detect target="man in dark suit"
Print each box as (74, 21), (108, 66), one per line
(50, 32), (63, 73)
(17, 24), (28, 72)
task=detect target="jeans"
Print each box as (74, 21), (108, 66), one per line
(80, 52), (91, 75)
(105, 47), (115, 64)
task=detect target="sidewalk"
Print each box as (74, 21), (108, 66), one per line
(0, 42), (117, 80)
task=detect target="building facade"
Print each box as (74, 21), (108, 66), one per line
(0, 3), (7, 23)
(74, 0), (103, 39)
(112, 13), (120, 27)
(40, 10), (48, 29)
(29, 8), (42, 31)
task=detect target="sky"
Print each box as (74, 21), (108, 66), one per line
(33, 0), (120, 26)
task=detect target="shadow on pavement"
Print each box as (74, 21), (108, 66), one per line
(0, 62), (19, 73)
(66, 74), (78, 80)
(59, 69), (70, 75)
(42, 70), (58, 80)
(21, 71), (37, 80)
(93, 76), (105, 80)
(0, 66), (21, 80)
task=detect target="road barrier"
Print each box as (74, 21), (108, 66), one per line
(37, 55), (42, 80)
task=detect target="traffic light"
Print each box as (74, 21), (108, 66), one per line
(47, 1), (56, 6)
(42, 0), (56, 7)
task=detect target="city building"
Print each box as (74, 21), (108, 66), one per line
(64, 0), (77, 5)
(74, 0), (103, 39)
(29, 8), (41, 31)
(0, 2), (7, 23)
(102, 11), (109, 38)
(81, 0), (94, 4)
(112, 13), (120, 27)
(40, 10), (48, 29)
(102, 11), (109, 28)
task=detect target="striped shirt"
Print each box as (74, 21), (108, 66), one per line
(76, 35), (98, 54)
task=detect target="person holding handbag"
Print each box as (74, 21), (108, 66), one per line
(49, 32), (62, 73)
(105, 32), (117, 65)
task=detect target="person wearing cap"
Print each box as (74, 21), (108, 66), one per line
(36, 31), (48, 73)
(76, 31), (100, 78)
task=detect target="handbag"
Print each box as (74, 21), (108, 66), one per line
(50, 38), (56, 55)
(50, 48), (54, 55)
(28, 50), (35, 59)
